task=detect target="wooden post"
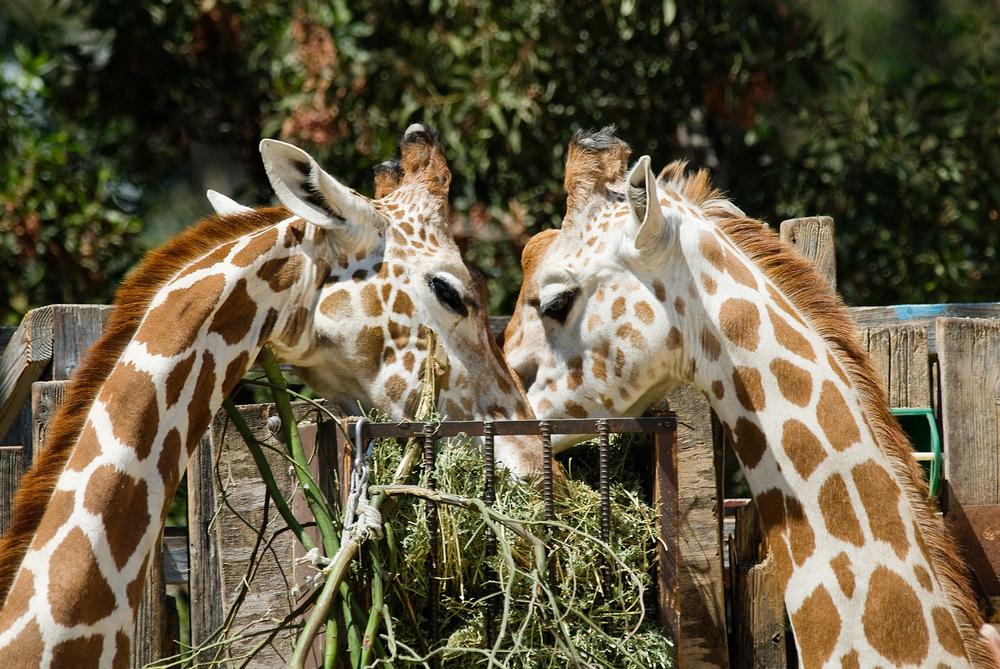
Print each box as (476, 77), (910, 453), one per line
(131, 535), (169, 669)
(187, 425), (225, 664)
(653, 419), (681, 649)
(730, 504), (786, 668)
(31, 381), (68, 458)
(668, 387), (730, 667)
(936, 317), (1000, 607)
(0, 446), (23, 535)
(779, 217), (836, 287)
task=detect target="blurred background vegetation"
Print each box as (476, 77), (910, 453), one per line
(1, 0), (998, 324)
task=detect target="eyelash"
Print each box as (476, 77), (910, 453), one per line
(540, 290), (575, 324)
(428, 276), (468, 318)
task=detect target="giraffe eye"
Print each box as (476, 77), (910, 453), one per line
(428, 276), (468, 318)
(540, 290), (576, 324)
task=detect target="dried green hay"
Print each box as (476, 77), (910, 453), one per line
(366, 431), (676, 668)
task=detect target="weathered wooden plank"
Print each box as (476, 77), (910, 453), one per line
(187, 420), (225, 664)
(937, 317), (1000, 506)
(947, 504), (1000, 599)
(207, 401), (323, 666)
(667, 386), (730, 668)
(858, 325), (931, 408)
(0, 307), (56, 441)
(49, 304), (112, 380)
(779, 216), (836, 287)
(0, 328), (33, 452)
(852, 303), (1000, 353)
(0, 446), (24, 536)
(731, 504), (787, 669)
(163, 529), (189, 586)
(31, 380), (68, 463)
(132, 534), (169, 668)
(653, 418), (681, 651)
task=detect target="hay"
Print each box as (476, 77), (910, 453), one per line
(367, 431), (676, 668)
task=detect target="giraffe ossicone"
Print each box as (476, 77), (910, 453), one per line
(0, 125), (539, 668)
(504, 127), (996, 668)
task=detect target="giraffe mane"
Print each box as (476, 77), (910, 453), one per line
(0, 206), (291, 604)
(659, 163), (992, 666)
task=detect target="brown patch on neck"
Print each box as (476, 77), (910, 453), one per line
(0, 207), (290, 604)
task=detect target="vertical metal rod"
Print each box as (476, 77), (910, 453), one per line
(597, 418), (612, 586)
(539, 420), (556, 595)
(422, 422), (439, 653)
(482, 419), (497, 648)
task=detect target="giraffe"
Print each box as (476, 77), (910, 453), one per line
(503, 127), (999, 668)
(0, 124), (539, 668)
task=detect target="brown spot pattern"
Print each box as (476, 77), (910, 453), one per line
(781, 419), (826, 480)
(731, 417), (766, 469)
(817, 381), (861, 452)
(725, 252), (758, 289)
(208, 278), (257, 345)
(791, 585), (840, 669)
(67, 421), (102, 472)
(356, 326), (386, 373)
(158, 428), (183, 502)
(611, 297), (626, 320)
(770, 358), (813, 407)
(49, 528), (117, 625)
(113, 632), (130, 669)
(701, 273), (717, 295)
(385, 374), (407, 402)
(564, 400), (588, 418)
(222, 351), (250, 395)
(852, 459), (909, 559)
(0, 572), (34, 634)
(674, 296), (685, 315)
(360, 283), (382, 317)
(862, 566), (929, 664)
(767, 305), (816, 361)
(767, 283), (806, 326)
(186, 352), (216, 452)
(32, 490), (75, 549)
(177, 241), (235, 279)
(52, 634), (103, 668)
(84, 464), (150, 569)
(830, 552), (855, 598)
(931, 607), (966, 657)
(256, 254), (304, 292)
(100, 361), (159, 460)
(699, 230), (725, 269)
(653, 280), (666, 302)
(732, 366), (766, 412)
(320, 289), (351, 316)
(755, 488), (793, 587)
(231, 228), (278, 266)
(784, 495), (816, 565)
(818, 474), (864, 546)
(0, 620), (43, 666)
(279, 306), (310, 344)
(616, 323), (646, 349)
(633, 301), (654, 324)
(914, 564), (933, 591)
(700, 327), (721, 361)
(711, 380), (725, 399)
(138, 274), (226, 358)
(840, 651), (859, 669)
(392, 291), (414, 317)
(165, 351), (197, 407)
(719, 298), (761, 350)
(258, 308), (278, 345)
(567, 356), (584, 390)
(666, 327), (682, 350)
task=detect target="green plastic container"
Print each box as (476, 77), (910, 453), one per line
(890, 407), (942, 498)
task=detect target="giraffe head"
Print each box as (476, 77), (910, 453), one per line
(261, 125), (539, 472)
(505, 127), (691, 432)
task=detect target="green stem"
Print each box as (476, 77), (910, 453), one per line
(359, 543), (385, 668)
(222, 398), (316, 552)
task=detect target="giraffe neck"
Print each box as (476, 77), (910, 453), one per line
(0, 216), (329, 667)
(674, 218), (974, 667)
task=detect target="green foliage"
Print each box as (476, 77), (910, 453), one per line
(1, 0), (997, 322)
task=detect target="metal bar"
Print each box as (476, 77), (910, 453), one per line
(540, 420), (556, 595)
(422, 423), (439, 653)
(597, 418), (611, 587)
(482, 419), (497, 648)
(349, 416), (676, 440)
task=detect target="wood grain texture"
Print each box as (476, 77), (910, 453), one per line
(937, 317), (1000, 507)
(0, 446), (23, 536)
(731, 504), (786, 669)
(779, 217), (836, 288)
(654, 423), (681, 651)
(667, 386), (730, 668)
(49, 305), (112, 380)
(853, 303), (1000, 354)
(0, 307), (55, 440)
(131, 535), (169, 669)
(858, 325), (931, 408)
(30, 380), (67, 462)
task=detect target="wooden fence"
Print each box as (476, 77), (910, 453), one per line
(1, 216), (999, 667)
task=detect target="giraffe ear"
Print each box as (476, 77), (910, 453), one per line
(206, 190), (253, 216)
(259, 139), (388, 236)
(626, 155), (676, 258)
